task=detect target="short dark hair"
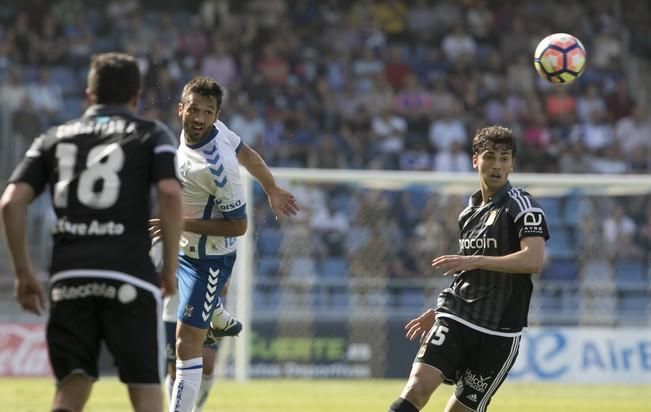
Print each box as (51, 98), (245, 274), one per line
(181, 76), (224, 111)
(472, 125), (517, 157)
(87, 52), (141, 104)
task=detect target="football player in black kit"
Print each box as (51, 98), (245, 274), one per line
(389, 126), (550, 412)
(0, 52), (183, 412)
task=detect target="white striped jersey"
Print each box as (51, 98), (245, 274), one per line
(176, 120), (246, 259)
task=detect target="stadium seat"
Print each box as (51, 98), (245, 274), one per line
(547, 226), (575, 258)
(537, 197), (562, 225)
(257, 228), (283, 257)
(50, 66), (78, 95)
(320, 257), (349, 279)
(614, 259), (647, 285)
(618, 291), (649, 312)
(541, 257), (578, 281)
(405, 187), (429, 211)
(562, 194), (583, 225)
(62, 97), (83, 120)
(396, 289), (425, 309)
(257, 257), (280, 277)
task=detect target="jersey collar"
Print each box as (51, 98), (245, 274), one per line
(184, 126), (218, 149)
(469, 181), (513, 207)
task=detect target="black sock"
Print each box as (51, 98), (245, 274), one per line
(52, 409), (73, 412)
(389, 397), (419, 412)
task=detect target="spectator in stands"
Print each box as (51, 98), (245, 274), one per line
(428, 105), (467, 152)
(310, 198), (349, 257)
(28, 68), (63, 126)
(603, 203), (641, 260)
(433, 141), (472, 172)
(230, 106), (266, 147)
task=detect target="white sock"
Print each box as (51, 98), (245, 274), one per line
(193, 374), (216, 412)
(164, 373), (174, 406)
(210, 299), (229, 330)
(169, 357), (203, 412)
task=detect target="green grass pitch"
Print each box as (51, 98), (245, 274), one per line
(3, 378), (650, 411)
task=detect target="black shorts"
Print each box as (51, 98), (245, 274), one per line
(47, 271), (163, 385)
(414, 316), (521, 412)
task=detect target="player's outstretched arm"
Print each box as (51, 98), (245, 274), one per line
(236, 143), (299, 219)
(156, 178), (184, 297)
(0, 183), (45, 315)
(431, 237), (546, 276)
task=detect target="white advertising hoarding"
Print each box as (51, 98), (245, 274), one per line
(511, 327), (651, 383)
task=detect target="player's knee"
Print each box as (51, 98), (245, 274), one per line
(402, 380), (433, 409)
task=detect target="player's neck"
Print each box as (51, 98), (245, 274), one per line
(479, 184), (501, 205)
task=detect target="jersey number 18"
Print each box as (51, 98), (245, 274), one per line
(53, 143), (124, 209)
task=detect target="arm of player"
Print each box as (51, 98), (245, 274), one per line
(0, 183), (45, 315)
(149, 217), (247, 237)
(236, 143), (299, 218)
(405, 308), (437, 343)
(183, 217), (247, 237)
(156, 178), (184, 297)
(431, 236), (546, 276)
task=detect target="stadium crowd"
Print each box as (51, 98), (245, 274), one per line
(0, 0), (650, 325)
(1, 0), (650, 174)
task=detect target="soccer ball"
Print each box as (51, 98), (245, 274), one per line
(534, 33), (586, 84)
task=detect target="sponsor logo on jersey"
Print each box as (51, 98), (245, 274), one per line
(459, 237), (498, 250)
(53, 217), (125, 236)
(51, 282), (117, 301)
(523, 212), (543, 226)
(216, 199), (242, 212)
(464, 369), (491, 393)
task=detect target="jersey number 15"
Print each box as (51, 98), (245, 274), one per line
(54, 143), (124, 209)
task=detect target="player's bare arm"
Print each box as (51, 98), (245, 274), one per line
(0, 183), (46, 315)
(157, 178), (184, 297)
(149, 217), (247, 238)
(236, 143), (299, 218)
(405, 308), (436, 343)
(432, 236), (546, 276)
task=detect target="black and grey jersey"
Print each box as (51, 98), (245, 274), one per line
(9, 105), (179, 284)
(435, 181), (550, 336)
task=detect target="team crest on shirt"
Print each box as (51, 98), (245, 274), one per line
(183, 304), (194, 318)
(485, 211), (497, 226)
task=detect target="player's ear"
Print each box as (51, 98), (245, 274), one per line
(472, 154), (478, 169)
(85, 88), (94, 105)
(177, 102), (184, 117)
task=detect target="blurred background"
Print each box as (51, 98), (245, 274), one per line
(0, 0), (650, 391)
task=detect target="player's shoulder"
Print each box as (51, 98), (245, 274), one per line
(214, 119), (243, 152)
(505, 187), (545, 219)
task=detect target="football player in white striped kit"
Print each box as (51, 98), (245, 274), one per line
(151, 77), (298, 412)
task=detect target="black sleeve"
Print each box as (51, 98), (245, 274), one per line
(150, 121), (180, 183)
(8, 135), (48, 196)
(507, 192), (550, 241)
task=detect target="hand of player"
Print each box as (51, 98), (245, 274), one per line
(159, 267), (177, 297)
(15, 271), (45, 316)
(267, 186), (299, 220)
(431, 255), (479, 276)
(148, 218), (162, 239)
(405, 309), (436, 343)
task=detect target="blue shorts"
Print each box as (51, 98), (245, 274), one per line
(176, 253), (236, 329)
